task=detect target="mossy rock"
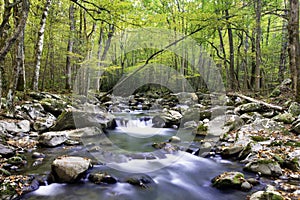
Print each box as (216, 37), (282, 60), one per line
(251, 136), (268, 142)
(272, 113), (295, 124)
(8, 156), (24, 165)
(249, 191), (284, 200)
(0, 168), (11, 176)
(211, 171), (245, 189)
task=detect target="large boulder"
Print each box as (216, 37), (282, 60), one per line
(40, 97), (69, 117)
(288, 102), (300, 117)
(152, 109), (182, 128)
(0, 144), (14, 158)
(244, 159), (282, 177)
(0, 120), (30, 133)
(211, 171), (249, 190)
(50, 110), (116, 131)
(39, 131), (68, 147)
(51, 156), (91, 183)
(272, 112), (295, 124)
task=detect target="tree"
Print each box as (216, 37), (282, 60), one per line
(32, 0), (52, 91)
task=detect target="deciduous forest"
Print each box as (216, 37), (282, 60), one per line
(0, 1), (299, 200)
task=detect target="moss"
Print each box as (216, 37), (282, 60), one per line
(251, 135), (268, 142)
(285, 141), (300, 147)
(232, 173), (244, 185)
(197, 123), (208, 132)
(260, 192), (284, 200)
(273, 155), (284, 165)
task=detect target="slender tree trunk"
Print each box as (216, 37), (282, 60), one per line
(32, 0), (52, 91)
(278, 1), (288, 83)
(288, 0), (300, 101)
(254, 0), (262, 92)
(65, 4), (75, 91)
(225, 9), (235, 91)
(16, 28), (25, 91)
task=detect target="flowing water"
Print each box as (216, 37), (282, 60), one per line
(21, 111), (261, 200)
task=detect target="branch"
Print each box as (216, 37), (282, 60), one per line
(99, 26), (208, 99)
(206, 40), (230, 65)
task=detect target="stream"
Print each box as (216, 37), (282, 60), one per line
(21, 110), (263, 200)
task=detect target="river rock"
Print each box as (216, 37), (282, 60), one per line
(88, 172), (117, 184)
(211, 171), (246, 189)
(0, 144), (14, 158)
(33, 113), (56, 131)
(51, 156), (92, 183)
(40, 98), (69, 117)
(152, 109), (182, 128)
(183, 121), (198, 129)
(220, 145), (244, 157)
(249, 190), (284, 200)
(288, 102), (300, 117)
(50, 110), (116, 131)
(0, 120), (30, 133)
(244, 159), (282, 176)
(235, 103), (262, 114)
(169, 136), (181, 143)
(125, 174), (155, 189)
(272, 112), (295, 124)
(65, 127), (103, 141)
(38, 131), (68, 147)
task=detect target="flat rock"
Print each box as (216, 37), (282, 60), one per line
(39, 131), (68, 147)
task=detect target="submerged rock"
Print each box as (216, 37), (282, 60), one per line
(125, 174), (155, 189)
(51, 156), (92, 183)
(88, 172), (117, 184)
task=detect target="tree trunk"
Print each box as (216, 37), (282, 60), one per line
(32, 0), (52, 91)
(288, 0), (300, 101)
(225, 9), (235, 91)
(65, 4), (75, 91)
(254, 0), (262, 92)
(278, 1), (288, 83)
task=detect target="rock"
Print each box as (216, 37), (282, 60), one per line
(8, 156), (25, 165)
(211, 171), (246, 189)
(51, 156), (91, 183)
(272, 112), (295, 124)
(247, 178), (259, 186)
(202, 142), (212, 149)
(224, 115), (244, 131)
(288, 102), (300, 117)
(249, 191), (284, 200)
(39, 131), (68, 147)
(0, 144), (14, 158)
(235, 103), (262, 114)
(0, 120), (30, 133)
(40, 98), (68, 117)
(0, 168), (11, 176)
(169, 136), (181, 143)
(32, 152), (45, 159)
(20, 103), (45, 120)
(221, 145), (244, 157)
(192, 122), (208, 136)
(183, 121), (198, 129)
(50, 110), (116, 131)
(291, 118), (300, 135)
(66, 127), (103, 141)
(88, 172), (117, 184)
(240, 118), (284, 133)
(270, 78), (292, 98)
(244, 159), (282, 177)
(125, 174), (155, 189)
(33, 113), (56, 132)
(241, 181), (252, 191)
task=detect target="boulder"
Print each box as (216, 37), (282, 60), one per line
(249, 191), (284, 200)
(269, 78), (292, 98)
(235, 103), (262, 114)
(168, 136), (181, 143)
(0, 120), (30, 133)
(65, 126), (103, 141)
(125, 174), (155, 189)
(40, 98), (69, 117)
(288, 102), (300, 117)
(51, 156), (91, 183)
(33, 113), (56, 131)
(50, 110), (116, 131)
(211, 171), (246, 190)
(220, 145), (244, 157)
(0, 144), (14, 158)
(183, 121), (198, 129)
(152, 110), (182, 128)
(39, 131), (68, 147)
(272, 112), (295, 124)
(244, 159), (282, 177)
(88, 172), (117, 184)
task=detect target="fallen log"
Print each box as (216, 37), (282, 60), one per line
(227, 92), (283, 111)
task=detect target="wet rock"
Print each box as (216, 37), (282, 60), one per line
(32, 152), (45, 159)
(272, 112), (295, 124)
(241, 181), (252, 191)
(152, 109), (182, 128)
(183, 121), (198, 129)
(288, 102), (300, 117)
(192, 122), (208, 136)
(247, 178), (260, 186)
(235, 103), (262, 114)
(88, 172), (117, 184)
(8, 156), (25, 166)
(125, 174), (155, 189)
(0, 144), (14, 158)
(51, 156), (92, 183)
(38, 131), (68, 147)
(244, 159), (282, 177)
(220, 145), (244, 157)
(66, 127), (103, 141)
(211, 171), (246, 189)
(50, 110), (116, 131)
(168, 136), (181, 143)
